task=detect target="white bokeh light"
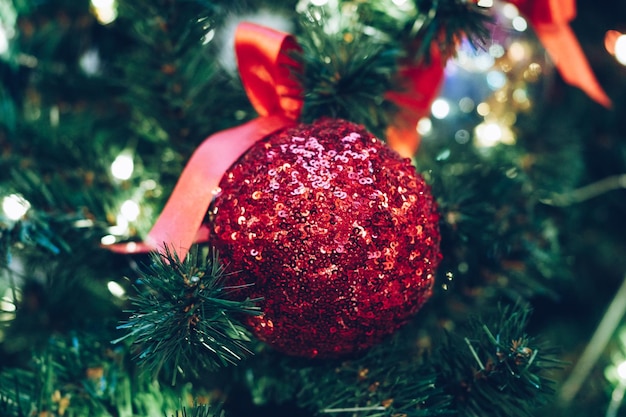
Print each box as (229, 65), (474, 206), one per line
(431, 98), (451, 119)
(2, 194), (31, 220)
(120, 200), (140, 222)
(615, 35), (626, 65)
(111, 152), (134, 180)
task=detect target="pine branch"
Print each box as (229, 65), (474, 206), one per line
(436, 302), (562, 417)
(242, 328), (451, 417)
(297, 6), (399, 137)
(169, 402), (225, 417)
(115, 246), (261, 382)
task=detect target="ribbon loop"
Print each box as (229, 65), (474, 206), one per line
(512, 0), (611, 108)
(107, 23), (302, 257)
(236, 22), (303, 119)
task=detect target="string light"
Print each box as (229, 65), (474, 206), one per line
(416, 117), (432, 136)
(604, 30), (626, 66)
(512, 16), (528, 32)
(91, 0), (118, 25)
(120, 199), (140, 222)
(2, 194), (31, 220)
(107, 281), (126, 298)
(0, 25), (9, 55)
(111, 151), (134, 180)
(431, 98), (451, 119)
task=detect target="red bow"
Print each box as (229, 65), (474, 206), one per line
(106, 23), (446, 257)
(108, 23), (302, 258)
(512, 0), (611, 107)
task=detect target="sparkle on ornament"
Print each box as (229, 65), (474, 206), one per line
(477, 0), (493, 7)
(111, 152), (134, 180)
(2, 194), (30, 220)
(431, 99), (450, 119)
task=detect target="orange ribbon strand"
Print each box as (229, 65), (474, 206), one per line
(512, 0), (611, 107)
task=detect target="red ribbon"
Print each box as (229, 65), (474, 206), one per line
(385, 46), (446, 158)
(107, 23), (302, 258)
(512, 0), (611, 107)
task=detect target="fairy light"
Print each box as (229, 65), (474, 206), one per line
(431, 98), (450, 119)
(120, 199), (140, 222)
(512, 16), (528, 32)
(0, 25), (8, 55)
(615, 35), (626, 65)
(416, 117), (432, 136)
(107, 281), (126, 298)
(100, 234), (116, 245)
(91, 0), (117, 25)
(111, 152), (134, 180)
(477, 0), (493, 7)
(475, 122), (502, 147)
(2, 194), (31, 220)
(618, 361), (626, 380)
(1, 288), (16, 313)
(476, 102), (491, 116)
(501, 3), (519, 19)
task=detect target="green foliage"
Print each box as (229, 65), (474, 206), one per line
(435, 303), (562, 417)
(116, 247), (261, 383)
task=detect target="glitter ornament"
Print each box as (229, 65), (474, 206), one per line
(210, 118), (441, 358)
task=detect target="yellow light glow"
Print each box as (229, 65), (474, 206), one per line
(120, 200), (140, 222)
(431, 98), (450, 119)
(476, 102), (491, 116)
(107, 281), (126, 298)
(475, 122), (502, 147)
(477, 0), (493, 7)
(508, 42), (526, 61)
(111, 152), (134, 180)
(2, 194), (31, 220)
(416, 117), (432, 136)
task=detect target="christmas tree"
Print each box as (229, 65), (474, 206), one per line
(0, 0), (625, 416)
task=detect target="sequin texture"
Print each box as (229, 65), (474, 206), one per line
(209, 118), (441, 358)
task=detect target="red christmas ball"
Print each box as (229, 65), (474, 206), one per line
(209, 118), (441, 358)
